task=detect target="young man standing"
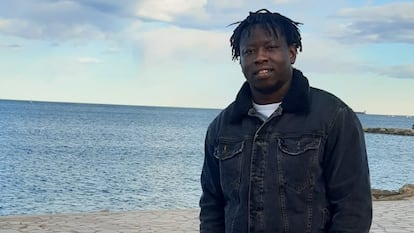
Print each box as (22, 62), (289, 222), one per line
(200, 9), (372, 233)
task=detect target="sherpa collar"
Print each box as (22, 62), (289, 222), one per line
(229, 68), (311, 123)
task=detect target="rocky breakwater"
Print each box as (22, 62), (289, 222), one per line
(372, 184), (414, 201)
(364, 128), (414, 136)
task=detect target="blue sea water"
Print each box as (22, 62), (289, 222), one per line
(0, 100), (413, 216)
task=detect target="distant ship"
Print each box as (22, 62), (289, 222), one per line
(355, 110), (366, 114)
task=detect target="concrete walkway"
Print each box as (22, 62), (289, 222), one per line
(0, 199), (413, 233)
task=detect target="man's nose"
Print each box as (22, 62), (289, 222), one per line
(254, 48), (268, 64)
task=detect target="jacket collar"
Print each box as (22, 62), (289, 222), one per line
(229, 68), (311, 123)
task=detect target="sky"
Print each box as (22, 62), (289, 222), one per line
(0, 0), (413, 116)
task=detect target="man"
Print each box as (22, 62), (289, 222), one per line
(199, 9), (372, 232)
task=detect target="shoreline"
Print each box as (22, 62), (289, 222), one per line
(1, 199), (414, 233)
(1, 184), (413, 218)
(372, 183), (414, 201)
(364, 127), (414, 136)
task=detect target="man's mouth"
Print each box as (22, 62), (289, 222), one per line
(254, 69), (273, 76)
(257, 69), (271, 74)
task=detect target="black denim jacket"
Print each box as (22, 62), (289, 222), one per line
(200, 69), (372, 233)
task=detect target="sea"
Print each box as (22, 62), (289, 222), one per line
(0, 99), (413, 216)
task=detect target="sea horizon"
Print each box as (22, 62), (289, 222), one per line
(1, 98), (413, 118)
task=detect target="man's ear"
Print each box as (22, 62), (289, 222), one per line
(289, 44), (298, 64)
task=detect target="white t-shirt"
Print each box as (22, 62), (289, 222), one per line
(252, 101), (281, 119)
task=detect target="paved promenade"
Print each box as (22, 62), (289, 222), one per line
(0, 198), (413, 233)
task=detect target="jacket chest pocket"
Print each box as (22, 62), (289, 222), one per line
(214, 140), (245, 196)
(277, 136), (321, 192)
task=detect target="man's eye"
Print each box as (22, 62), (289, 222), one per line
(267, 45), (278, 50)
(243, 49), (254, 55)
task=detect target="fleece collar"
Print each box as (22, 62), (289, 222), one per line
(229, 68), (311, 123)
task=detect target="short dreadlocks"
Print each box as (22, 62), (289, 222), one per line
(229, 9), (303, 61)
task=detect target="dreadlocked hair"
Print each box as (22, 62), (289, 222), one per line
(229, 9), (303, 61)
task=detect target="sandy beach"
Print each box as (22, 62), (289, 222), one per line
(1, 198), (413, 233)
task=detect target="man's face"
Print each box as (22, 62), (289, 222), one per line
(239, 25), (297, 104)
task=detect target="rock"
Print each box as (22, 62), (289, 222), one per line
(372, 189), (399, 200)
(399, 184), (414, 194)
(364, 128), (414, 136)
(372, 184), (414, 201)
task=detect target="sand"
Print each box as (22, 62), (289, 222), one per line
(1, 199), (413, 232)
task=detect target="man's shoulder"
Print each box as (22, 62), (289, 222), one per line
(209, 102), (236, 127)
(205, 102), (237, 143)
(309, 87), (348, 107)
(308, 87), (359, 117)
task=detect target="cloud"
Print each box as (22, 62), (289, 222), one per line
(0, 43), (22, 49)
(134, 0), (208, 22)
(130, 25), (231, 66)
(77, 57), (103, 64)
(370, 64), (414, 79)
(102, 47), (121, 54)
(328, 2), (414, 44)
(293, 32), (364, 74)
(77, 0), (122, 14)
(0, 18), (9, 28)
(0, 0), (124, 40)
(0, 18), (106, 41)
(7, 44), (21, 48)
(294, 31), (414, 80)
(0, 0), (306, 41)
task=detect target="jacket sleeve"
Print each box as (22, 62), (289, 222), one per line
(323, 106), (372, 233)
(199, 127), (225, 233)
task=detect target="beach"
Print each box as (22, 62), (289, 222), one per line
(1, 198), (413, 233)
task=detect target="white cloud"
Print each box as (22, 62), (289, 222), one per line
(0, 0), (120, 40)
(0, 18), (10, 28)
(0, 43), (22, 49)
(77, 57), (103, 64)
(0, 0), (307, 41)
(337, 2), (414, 20)
(329, 2), (414, 44)
(272, 0), (294, 4)
(293, 32), (364, 74)
(134, 0), (208, 22)
(206, 0), (245, 9)
(0, 18), (106, 40)
(130, 25), (230, 66)
(371, 64), (414, 79)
